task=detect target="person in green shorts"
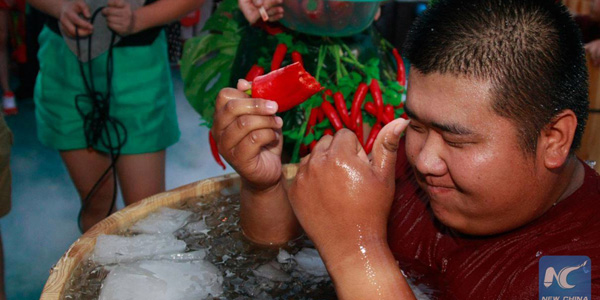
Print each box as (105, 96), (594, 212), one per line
(28, 0), (201, 231)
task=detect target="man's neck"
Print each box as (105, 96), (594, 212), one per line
(555, 157), (585, 205)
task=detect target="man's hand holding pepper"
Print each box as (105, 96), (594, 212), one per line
(212, 83), (300, 244)
(289, 119), (416, 299)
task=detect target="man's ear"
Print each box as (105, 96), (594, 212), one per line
(539, 110), (578, 169)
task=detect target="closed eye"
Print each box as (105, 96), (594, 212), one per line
(408, 123), (426, 133)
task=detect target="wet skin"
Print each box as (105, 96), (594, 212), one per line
(404, 70), (584, 236)
(212, 69), (583, 299)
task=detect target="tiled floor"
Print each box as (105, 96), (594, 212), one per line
(2, 71), (231, 300)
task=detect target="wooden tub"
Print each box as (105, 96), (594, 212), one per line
(40, 165), (298, 300)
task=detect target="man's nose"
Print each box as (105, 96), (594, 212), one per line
(414, 133), (448, 177)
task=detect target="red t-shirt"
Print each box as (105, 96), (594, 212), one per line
(389, 142), (600, 299)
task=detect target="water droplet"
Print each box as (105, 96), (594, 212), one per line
(536, 251), (542, 257)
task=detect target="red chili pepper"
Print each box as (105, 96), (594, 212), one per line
(364, 122), (382, 155)
(291, 51), (304, 68)
(309, 140), (317, 151)
(252, 62), (322, 112)
(392, 48), (406, 87)
(350, 83), (368, 124)
(254, 20), (285, 35)
(401, 112), (408, 120)
(325, 89), (333, 97)
(321, 97), (344, 131)
(370, 79), (384, 122)
(324, 128), (334, 136)
(316, 107), (325, 123)
(365, 102), (393, 124)
(209, 131), (226, 170)
(271, 43), (288, 71)
(308, 107), (320, 126)
(245, 64), (265, 81)
(333, 92), (355, 130)
(385, 104), (395, 122)
(355, 110), (364, 146)
(300, 143), (309, 157)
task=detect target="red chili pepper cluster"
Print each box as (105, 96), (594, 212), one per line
(296, 47), (408, 158)
(209, 40), (408, 167)
(304, 77), (399, 155)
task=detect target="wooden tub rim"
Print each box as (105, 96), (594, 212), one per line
(40, 165), (298, 300)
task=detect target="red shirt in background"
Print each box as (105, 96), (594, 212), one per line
(389, 141), (600, 299)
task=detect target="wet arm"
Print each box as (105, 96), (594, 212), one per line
(325, 239), (416, 300)
(240, 177), (301, 245)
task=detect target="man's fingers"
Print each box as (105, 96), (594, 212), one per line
(220, 115), (283, 150)
(215, 88), (251, 112)
(217, 98), (278, 132)
(329, 129), (369, 163)
(232, 128), (279, 162)
(311, 134), (333, 154)
(237, 79), (252, 91)
(371, 118), (410, 178)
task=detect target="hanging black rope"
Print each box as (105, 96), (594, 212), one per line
(74, 7), (128, 232)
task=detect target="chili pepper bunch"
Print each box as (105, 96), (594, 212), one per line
(239, 30), (408, 163)
(182, 0), (408, 167)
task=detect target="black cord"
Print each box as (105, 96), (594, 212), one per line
(74, 7), (128, 232)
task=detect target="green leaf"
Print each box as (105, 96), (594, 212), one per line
(303, 132), (315, 144)
(275, 33), (294, 48)
(350, 72), (362, 85)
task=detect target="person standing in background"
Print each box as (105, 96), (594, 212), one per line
(0, 0), (16, 115)
(574, 0), (600, 66)
(27, 0), (202, 232)
(0, 114), (12, 300)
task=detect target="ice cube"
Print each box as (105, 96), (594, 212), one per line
(93, 234), (187, 265)
(293, 248), (328, 277)
(129, 207), (193, 234)
(153, 250), (207, 262)
(253, 261), (292, 282)
(276, 249), (292, 264)
(98, 260), (223, 300)
(183, 219), (210, 235)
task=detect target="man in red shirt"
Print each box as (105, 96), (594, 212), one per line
(211, 0), (599, 298)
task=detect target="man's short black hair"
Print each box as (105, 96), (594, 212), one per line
(404, 0), (589, 152)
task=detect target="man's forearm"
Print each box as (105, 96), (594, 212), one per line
(326, 239), (416, 300)
(240, 177), (301, 245)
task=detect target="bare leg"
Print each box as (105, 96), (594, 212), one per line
(0, 232), (5, 300)
(117, 150), (166, 206)
(60, 149), (116, 232)
(0, 10), (11, 94)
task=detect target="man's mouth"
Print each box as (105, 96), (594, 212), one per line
(425, 184), (454, 195)
(419, 177), (455, 195)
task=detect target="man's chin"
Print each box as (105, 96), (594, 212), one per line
(429, 202), (488, 236)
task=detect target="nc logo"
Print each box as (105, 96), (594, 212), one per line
(543, 260), (588, 289)
(539, 256), (591, 300)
